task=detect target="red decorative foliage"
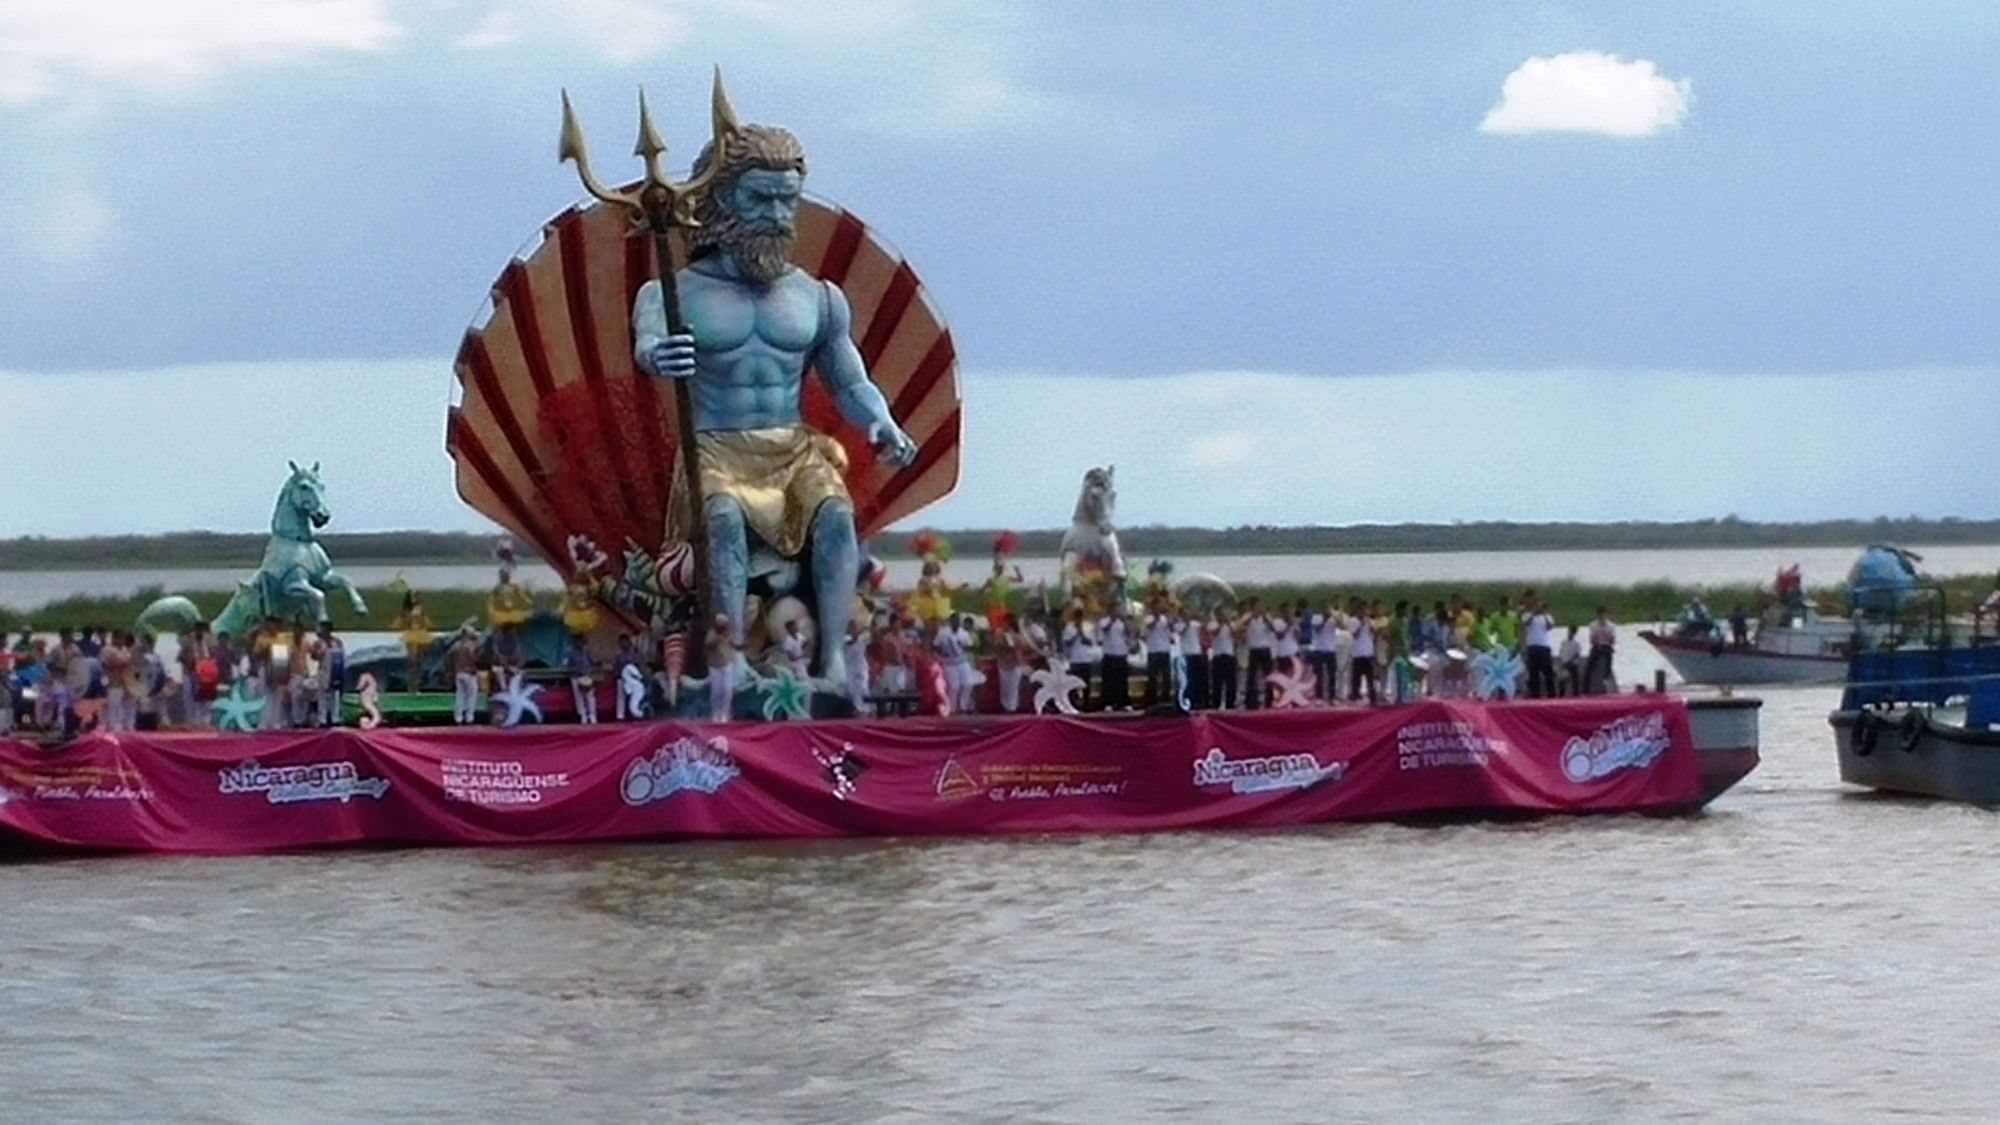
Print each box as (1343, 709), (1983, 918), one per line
(537, 379), (676, 550)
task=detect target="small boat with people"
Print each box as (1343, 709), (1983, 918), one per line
(1642, 547), (1990, 686)
(1829, 577), (2000, 803)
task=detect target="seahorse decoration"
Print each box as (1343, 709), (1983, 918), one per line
(356, 673), (384, 730)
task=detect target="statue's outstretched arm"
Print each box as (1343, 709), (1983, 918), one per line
(815, 282), (917, 466)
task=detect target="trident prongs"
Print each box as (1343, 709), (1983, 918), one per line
(557, 68), (739, 229)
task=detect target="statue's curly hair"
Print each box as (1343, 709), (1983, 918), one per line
(688, 125), (807, 256)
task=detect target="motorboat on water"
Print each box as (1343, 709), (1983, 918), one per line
(1829, 582), (2000, 803)
(1644, 547), (1992, 687)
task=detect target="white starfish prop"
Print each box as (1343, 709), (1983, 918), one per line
(493, 671), (543, 727)
(356, 673), (384, 730)
(211, 681), (267, 732)
(1471, 646), (1524, 701)
(1266, 660), (1318, 709)
(1030, 657), (1085, 715)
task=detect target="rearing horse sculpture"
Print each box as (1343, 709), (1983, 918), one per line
(138, 462), (369, 637)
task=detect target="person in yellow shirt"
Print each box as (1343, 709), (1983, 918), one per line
(392, 589), (434, 690)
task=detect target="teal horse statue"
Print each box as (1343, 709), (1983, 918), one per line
(138, 462), (369, 638)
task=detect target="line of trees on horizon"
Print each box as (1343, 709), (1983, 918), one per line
(2, 516), (1998, 569)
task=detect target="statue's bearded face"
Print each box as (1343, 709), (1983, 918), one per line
(717, 167), (803, 286)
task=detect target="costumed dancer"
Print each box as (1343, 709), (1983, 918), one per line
(706, 614), (737, 722)
(909, 530), (957, 631)
(391, 585), (434, 690)
(1062, 605), (1097, 709)
(316, 623), (344, 727)
(1241, 599), (1272, 709)
(983, 531), (1025, 634)
(612, 634), (641, 721)
(487, 538), (532, 684)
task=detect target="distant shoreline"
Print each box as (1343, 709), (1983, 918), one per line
(3, 518), (1998, 570)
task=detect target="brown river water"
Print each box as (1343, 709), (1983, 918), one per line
(3, 686), (1995, 1123)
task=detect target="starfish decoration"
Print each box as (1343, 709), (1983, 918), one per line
(356, 673), (383, 730)
(211, 681), (267, 732)
(760, 667), (812, 721)
(493, 671), (543, 727)
(1266, 660), (1318, 709)
(1471, 646), (1523, 700)
(1030, 657), (1085, 715)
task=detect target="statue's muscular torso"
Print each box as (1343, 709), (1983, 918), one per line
(676, 258), (825, 431)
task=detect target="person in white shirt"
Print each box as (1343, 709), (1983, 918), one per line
(1062, 607), (1096, 709)
(1142, 603), (1176, 707)
(844, 620), (872, 716)
(1521, 596), (1557, 698)
(1558, 625), (1584, 697)
(1272, 601), (1300, 677)
(1099, 611), (1132, 711)
(934, 619), (965, 710)
(1347, 597), (1378, 705)
(1241, 599), (1274, 709)
(1586, 607), (1617, 695)
(1309, 607), (1340, 702)
(953, 615), (980, 714)
(780, 618), (811, 680)
(1179, 615), (1208, 711)
(1210, 610), (1238, 709)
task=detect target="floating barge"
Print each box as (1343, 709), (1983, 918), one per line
(0, 696), (1759, 855)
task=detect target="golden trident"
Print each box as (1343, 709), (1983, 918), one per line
(557, 68), (740, 655)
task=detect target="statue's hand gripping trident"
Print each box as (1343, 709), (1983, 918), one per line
(557, 68), (741, 658)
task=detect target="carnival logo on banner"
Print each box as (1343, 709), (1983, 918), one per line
(1192, 748), (1345, 795)
(933, 757), (981, 802)
(1561, 711), (1672, 784)
(621, 736), (740, 806)
(217, 759), (391, 805)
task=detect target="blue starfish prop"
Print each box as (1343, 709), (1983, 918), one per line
(1471, 646), (1524, 700)
(761, 667), (812, 721)
(211, 682), (267, 732)
(493, 671), (543, 727)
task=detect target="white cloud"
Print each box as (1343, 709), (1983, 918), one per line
(0, 0), (402, 107)
(1480, 50), (1691, 138)
(455, 9), (521, 50)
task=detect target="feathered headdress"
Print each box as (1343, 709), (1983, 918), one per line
(494, 535), (518, 580)
(1148, 558), (1174, 578)
(909, 529), (953, 563)
(992, 530), (1021, 559)
(566, 533), (608, 577)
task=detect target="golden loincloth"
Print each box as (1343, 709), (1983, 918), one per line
(669, 426), (851, 559)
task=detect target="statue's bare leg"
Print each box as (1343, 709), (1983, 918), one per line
(810, 499), (860, 687)
(704, 495), (751, 650)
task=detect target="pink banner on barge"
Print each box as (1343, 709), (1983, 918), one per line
(0, 697), (1700, 854)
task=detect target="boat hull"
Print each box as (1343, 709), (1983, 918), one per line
(1830, 709), (2000, 804)
(0, 696), (1760, 855)
(1641, 632), (1847, 686)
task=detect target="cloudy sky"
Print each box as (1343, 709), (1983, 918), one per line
(1, 0), (1995, 536)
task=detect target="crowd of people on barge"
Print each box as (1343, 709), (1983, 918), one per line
(0, 587), (1625, 735)
(836, 587), (1622, 717)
